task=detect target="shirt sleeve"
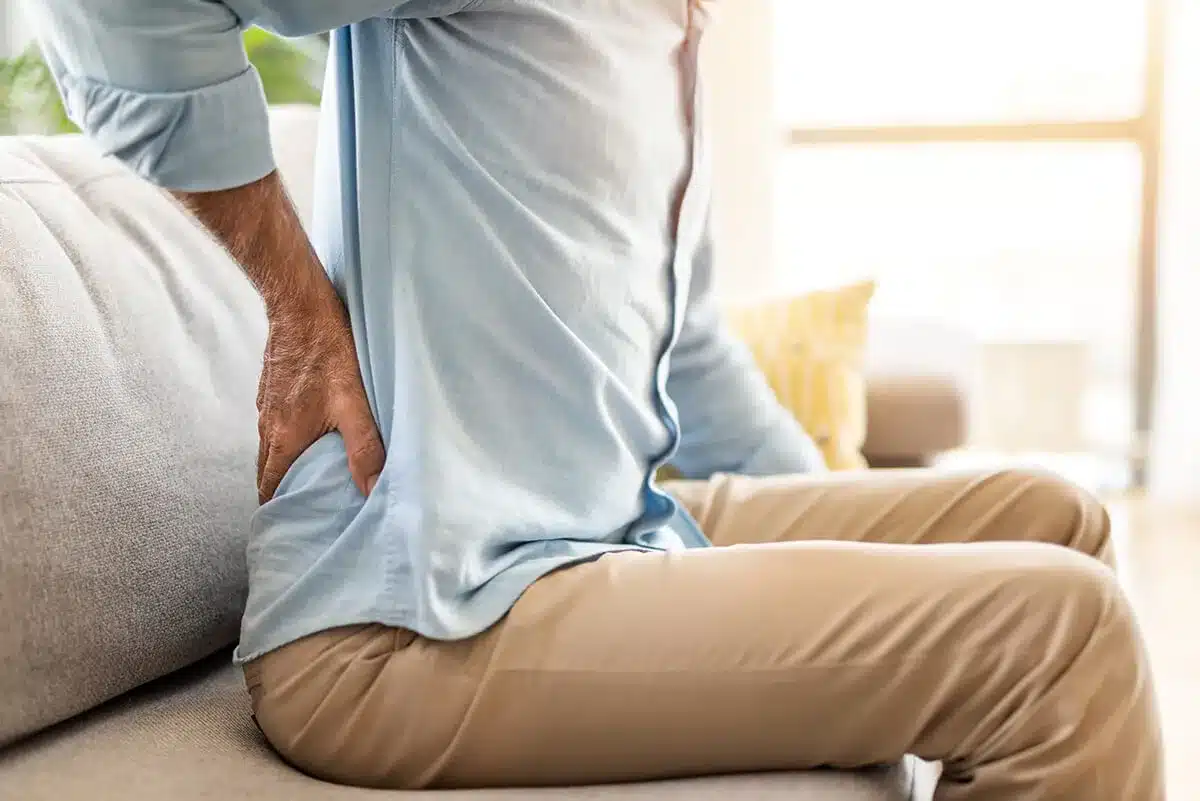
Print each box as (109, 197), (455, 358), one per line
(666, 213), (828, 479)
(28, 0), (279, 192)
(30, 0), (484, 192)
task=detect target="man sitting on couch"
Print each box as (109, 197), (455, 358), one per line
(31, 1), (1164, 798)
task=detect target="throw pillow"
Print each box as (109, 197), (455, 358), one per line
(724, 281), (875, 470)
(0, 137), (263, 746)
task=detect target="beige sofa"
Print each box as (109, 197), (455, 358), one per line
(0, 112), (938, 800)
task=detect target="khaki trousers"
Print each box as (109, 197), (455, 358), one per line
(244, 468), (1165, 799)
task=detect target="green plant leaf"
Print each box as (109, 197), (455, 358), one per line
(0, 45), (78, 134)
(244, 28), (325, 106)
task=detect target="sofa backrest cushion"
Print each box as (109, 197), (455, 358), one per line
(0, 136), (264, 746)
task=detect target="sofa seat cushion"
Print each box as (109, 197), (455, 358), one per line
(0, 655), (933, 800)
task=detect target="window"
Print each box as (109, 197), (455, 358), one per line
(776, 0), (1147, 128)
(773, 0), (1165, 486)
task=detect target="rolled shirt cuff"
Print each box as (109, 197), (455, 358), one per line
(60, 66), (276, 192)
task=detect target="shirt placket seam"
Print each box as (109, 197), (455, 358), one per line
(644, 12), (711, 549)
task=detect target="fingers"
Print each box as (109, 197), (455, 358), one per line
(256, 387), (383, 505)
(256, 352), (270, 412)
(336, 391), (386, 498)
(256, 414), (269, 493)
(258, 437), (307, 506)
(256, 352), (271, 492)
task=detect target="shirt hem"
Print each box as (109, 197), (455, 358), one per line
(231, 544), (648, 666)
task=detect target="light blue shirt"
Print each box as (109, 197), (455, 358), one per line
(32, 0), (825, 662)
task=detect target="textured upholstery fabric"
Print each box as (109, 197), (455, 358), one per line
(0, 136), (264, 746)
(0, 655), (930, 800)
(725, 281), (875, 470)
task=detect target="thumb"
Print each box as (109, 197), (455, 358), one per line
(337, 394), (386, 497)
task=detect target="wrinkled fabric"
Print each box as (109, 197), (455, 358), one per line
(29, 0), (825, 664)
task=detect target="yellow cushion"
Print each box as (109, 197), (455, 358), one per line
(724, 281), (875, 470)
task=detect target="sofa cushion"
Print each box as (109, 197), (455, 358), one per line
(0, 136), (263, 745)
(724, 281), (875, 470)
(0, 654), (932, 800)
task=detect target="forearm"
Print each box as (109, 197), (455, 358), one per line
(668, 208), (825, 478)
(32, 0), (386, 502)
(174, 170), (383, 499)
(668, 322), (826, 478)
(172, 171), (330, 313)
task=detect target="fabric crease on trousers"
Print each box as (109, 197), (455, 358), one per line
(244, 467), (1164, 801)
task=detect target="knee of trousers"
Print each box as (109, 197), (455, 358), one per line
(995, 546), (1140, 687)
(995, 468), (1114, 567)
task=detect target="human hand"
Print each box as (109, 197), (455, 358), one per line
(171, 172), (385, 505)
(256, 286), (384, 504)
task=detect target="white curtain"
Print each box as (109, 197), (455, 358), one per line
(0, 0), (31, 55)
(703, 0), (778, 300)
(1149, 0), (1200, 501)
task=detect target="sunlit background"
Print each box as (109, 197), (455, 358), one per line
(769, 0), (1172, 492)
(756, 8), (1200, 793)
(776, 0), (1146, 125)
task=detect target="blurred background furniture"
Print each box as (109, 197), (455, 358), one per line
(861, 317), (971, 468)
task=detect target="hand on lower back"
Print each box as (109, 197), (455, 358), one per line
(257, 288), (385, 504)
(170, 171), (384, 505)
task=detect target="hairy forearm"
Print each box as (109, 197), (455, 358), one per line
(171, 171), (329, 313)
(172, 171), (384, 500)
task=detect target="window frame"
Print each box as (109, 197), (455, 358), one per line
(779, 0), (1167, 487)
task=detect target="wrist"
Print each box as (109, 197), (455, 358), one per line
(263, 275), (342, 327)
